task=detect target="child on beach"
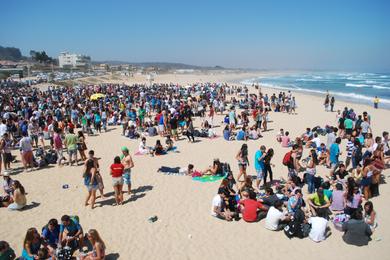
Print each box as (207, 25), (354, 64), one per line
(110, 156), (124, 205)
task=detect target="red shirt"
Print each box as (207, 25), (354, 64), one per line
(240, 199), (264, 222)
(110, 163), (124, 178)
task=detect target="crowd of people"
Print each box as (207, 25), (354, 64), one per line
(0, 80), (388, 258)
(210, 100), (389, 246)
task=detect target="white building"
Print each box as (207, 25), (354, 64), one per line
(58, 52), (91, 68)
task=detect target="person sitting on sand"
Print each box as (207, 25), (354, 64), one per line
(0, 241), (16, 260)
(281, 131), (291, 148)
(363, 201), (378, 232)
(302, 127), (313, 143)
(342, 210), (372, 246)
(1, 171), (14, 207)
(153, 140), (165, 155)
(287, 189), (304, 214)
(207, 125), (216, 138)
(59, 215), (84, 250)
(260, 187), (281, 207)
(79, 229), (106, 260)
(165, 135), (174, 150)
(21, 227), (43, 260)
(276, 128), (284, 143)
(41, 218), (60, 253)
(203, 159), (223, 176)
(138, 137), (151, 155)
(308, 187), (330, 216)
(308, 208), (330, 243)
(330, 183), (345, 213)
(211, 188), (236, 221)
(265, 200), (291, 231)
(239, 190), (268, 222)
(223, 125), (232, 141)
(110, 156), (124, 205)
(7, 180), (26, 211)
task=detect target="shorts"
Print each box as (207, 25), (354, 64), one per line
(288, 167), (297, 178)
(158, 125), (165, 132)
(345, 129), (352, 135)
(123, 170), (131, 185)
(8, 202), (25, 210)
(238, 162), (247, 170)
(68, 148), (77, 156)
(86, 184), (98, 191)
(22, 151), (33, 164)
(171, 129), (178, 136)
(3, 152), (12, 164)
(256, 168), (264, 180)
(360, 177), (371, 187)
(112, 177), (124, 186)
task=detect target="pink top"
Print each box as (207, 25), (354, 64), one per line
(281, 136), (290, 147)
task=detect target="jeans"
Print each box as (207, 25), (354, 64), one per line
(306, 173), (315, 194)
(264, 164), (273, 183)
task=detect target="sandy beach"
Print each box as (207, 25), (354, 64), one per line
(1, 72), (390, 260)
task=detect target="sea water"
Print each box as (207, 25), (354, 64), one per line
(242, 72), (390, 109)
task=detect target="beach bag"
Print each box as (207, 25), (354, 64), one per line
(282, 151), (292, 166)
(333, 213), (349, 231)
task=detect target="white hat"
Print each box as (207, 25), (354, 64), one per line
(2, 171), (10, 177)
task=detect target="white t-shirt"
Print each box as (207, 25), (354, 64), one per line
(19, 137), (33, 152)
(265, 206), (284, 230)
(312, 137), (321, 148)
(211, 195), (222, 217)
(308, 217), (328, 242)
(0, 124), (7, 137)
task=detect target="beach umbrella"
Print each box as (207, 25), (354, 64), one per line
(90, 93), (105, 101)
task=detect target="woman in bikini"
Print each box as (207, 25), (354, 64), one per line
(236, 144), (249, 182)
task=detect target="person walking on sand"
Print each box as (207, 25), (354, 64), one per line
(121, 147), (134, 195)
(373, 96), (379, 109)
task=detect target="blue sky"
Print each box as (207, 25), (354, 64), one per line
(1, 0), (390, 71)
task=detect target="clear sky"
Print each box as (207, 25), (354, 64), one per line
(1, 0), (390, 71)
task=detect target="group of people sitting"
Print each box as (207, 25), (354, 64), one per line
(211, 174), (377, 246)
(1, 215), (105, 260)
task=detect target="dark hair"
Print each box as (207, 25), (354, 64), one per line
(274, 200), (283, 209)
(364, 201), (374, 215)
(188, 164), (194, 170)
(48, 219), (58, 226)
(0, 241), (9, 251)
(61, 215), (70, 222)
(13, 180), (25, 195)
(335, 137), (341, 144)
(114, 156), (121, 164)
(240, 144), (248, 158)
(351, 209), (363, 220)
(335, 183), (343, 191)
(88, 150), (95, 156)
(321, 181), (331, 190)
(310, 149), (318, 165)
(266, 187), (274, 195)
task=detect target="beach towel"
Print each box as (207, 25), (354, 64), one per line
(193, 174), (227, 183)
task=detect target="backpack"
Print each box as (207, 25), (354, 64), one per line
(284, 209), (310, 239)
(282, 151), (292, 166)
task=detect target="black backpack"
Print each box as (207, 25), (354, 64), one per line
(284, 209), (310, 239)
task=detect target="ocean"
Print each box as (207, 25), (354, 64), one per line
(241, 72), (390, 109)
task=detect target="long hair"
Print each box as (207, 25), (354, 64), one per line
(311, 149), (318, 165)
(23, 228), (37, 250)
(240, 144), (248, 158)
(13, 180), (25, 195)
(88, 229), (106, 251)
(364, 201), (374, 215)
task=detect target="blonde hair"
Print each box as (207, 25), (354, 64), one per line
(88, 229), (106, 250)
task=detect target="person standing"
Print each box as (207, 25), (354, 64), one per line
(19, 133), (34, 172)
(373, 96), (379, 109)
(64, 128), (79, 166)
(254, 145), (267, 190)
(121, 147), (134, 195)
(330, 96), (335, 112)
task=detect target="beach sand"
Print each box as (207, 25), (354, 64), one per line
(1, 72), (390, 260)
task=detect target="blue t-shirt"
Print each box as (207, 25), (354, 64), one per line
(329, 143), (340, 164)
(42, 226), (60, 245)
(254, 150), (264, 171)
(287, 196), (302, 213)
(60, 220), (82, 235)
(236, 130), (245, 140)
